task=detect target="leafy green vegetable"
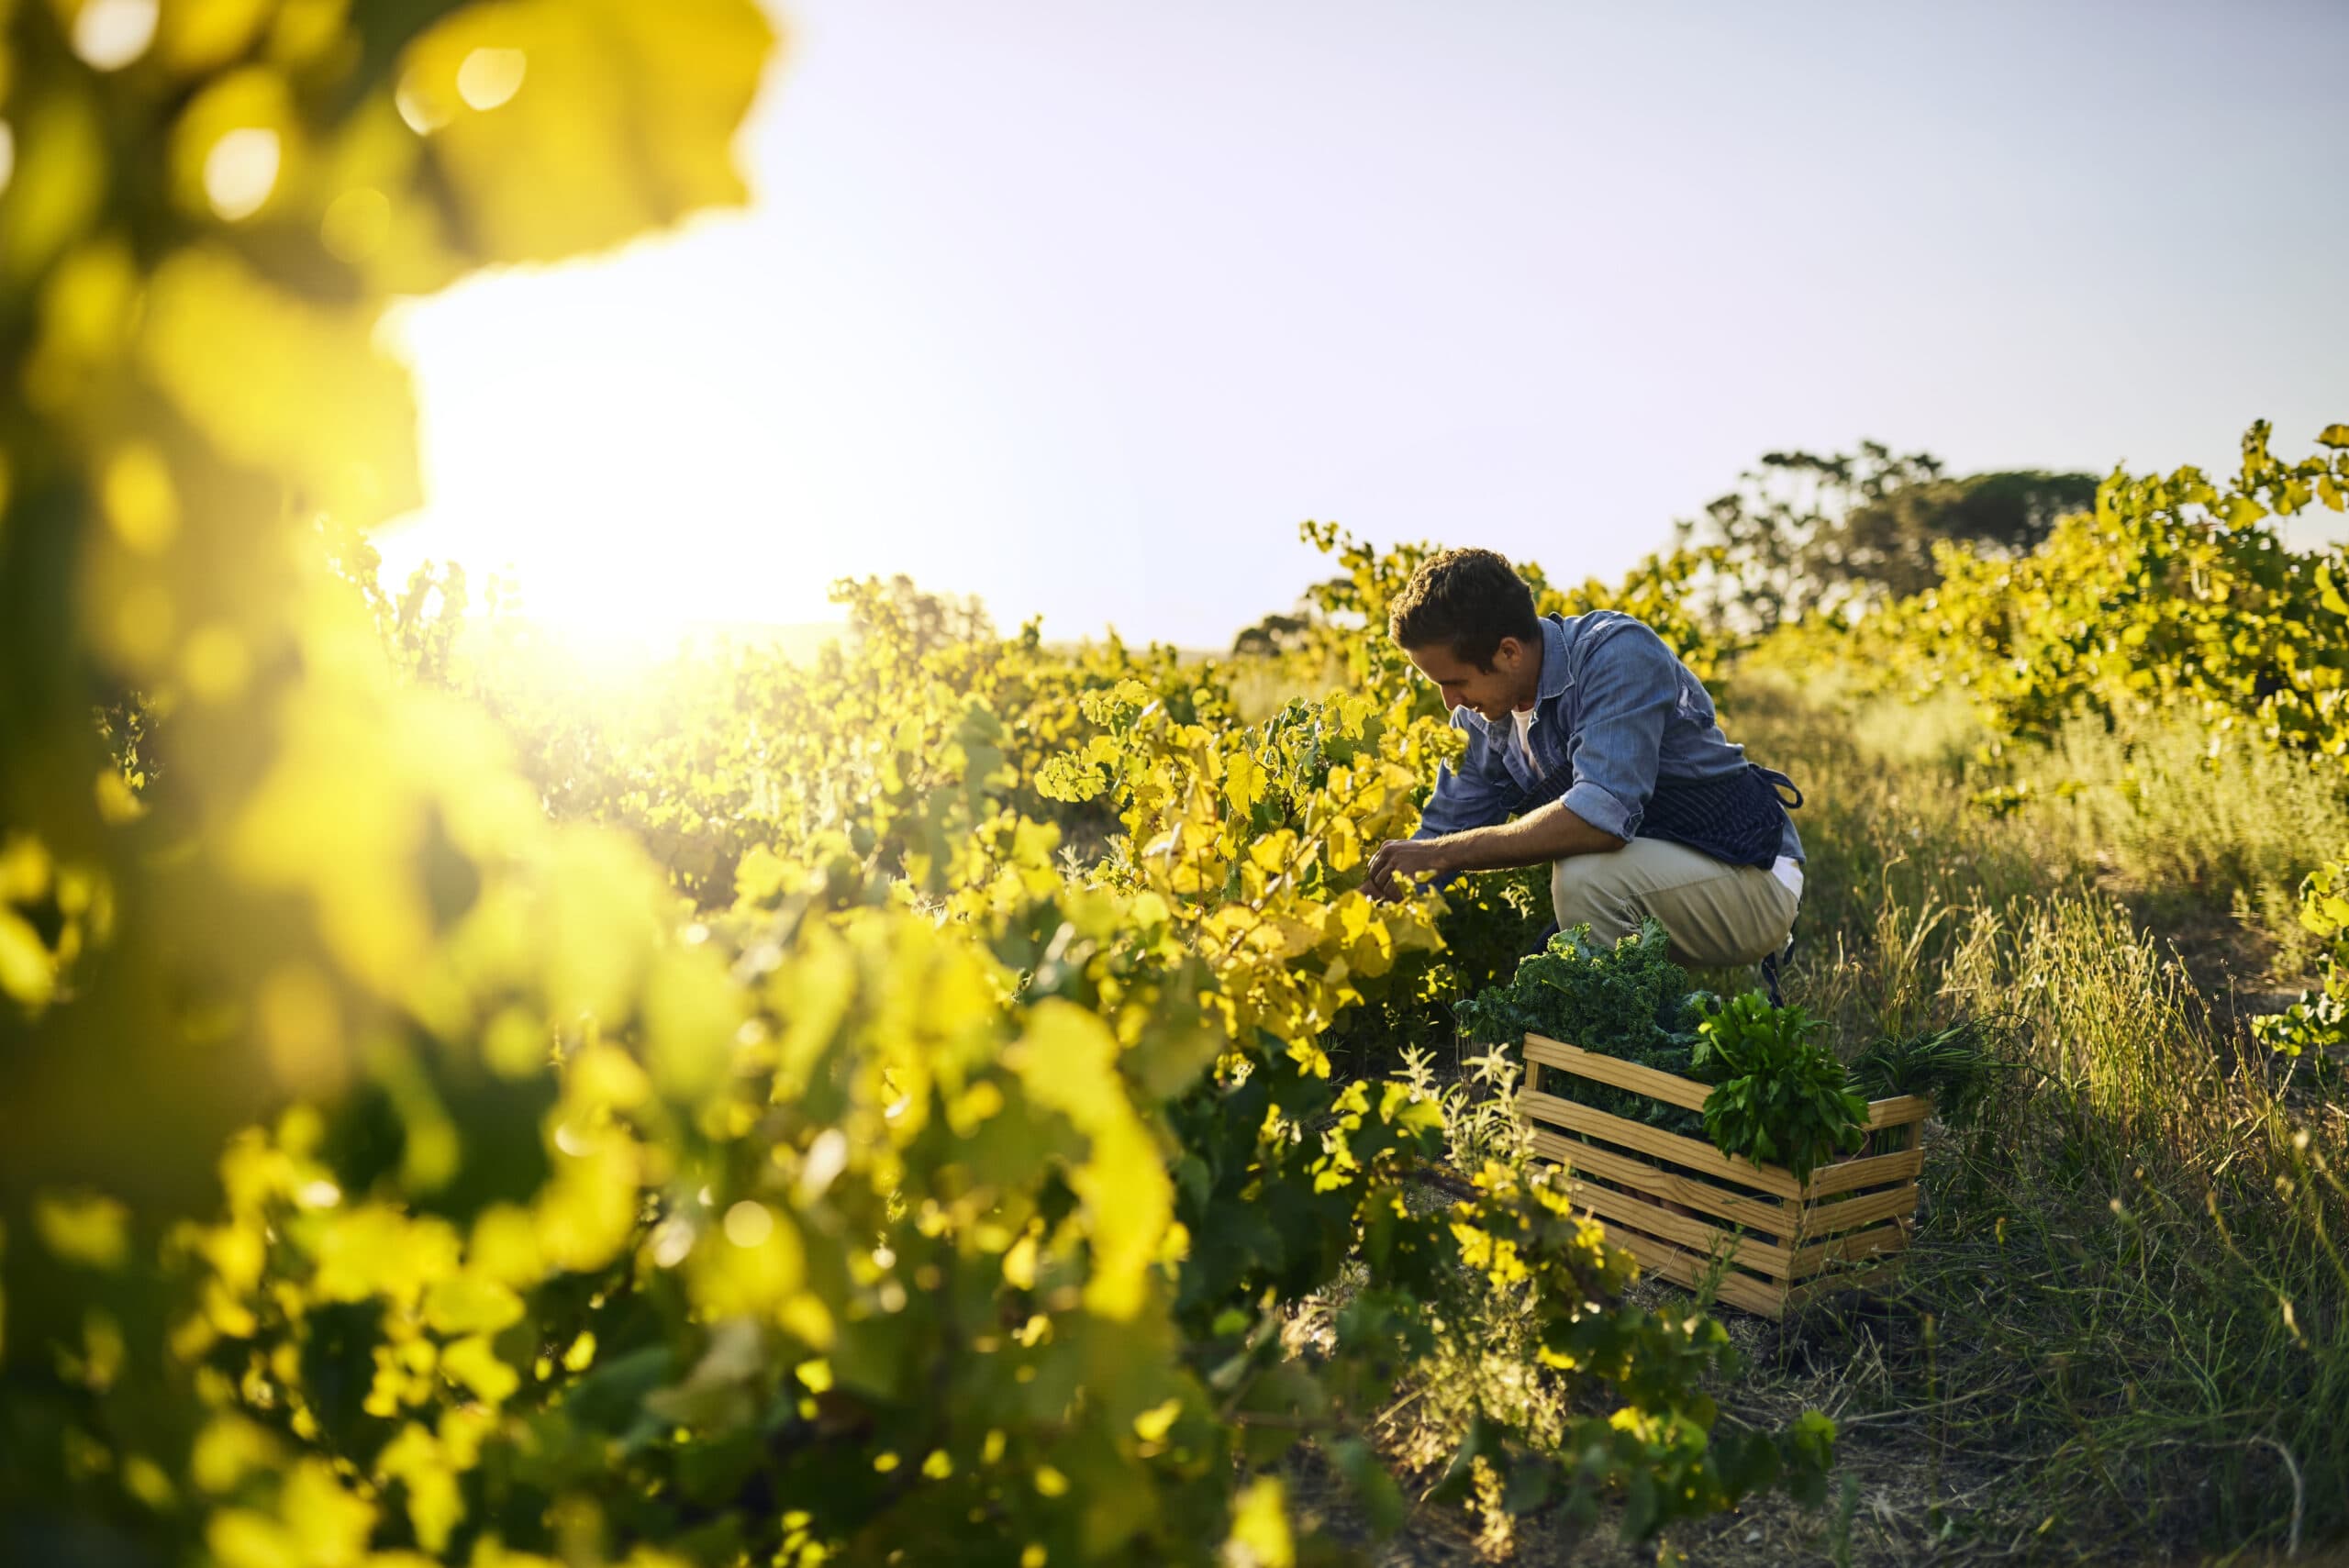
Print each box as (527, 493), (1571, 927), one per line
(1848, 1018), (2004, 1129)
(1454, 918), (1709, 1135)
(1459, 922), (1880, 1180)
(1692, 994), (1869, 1183)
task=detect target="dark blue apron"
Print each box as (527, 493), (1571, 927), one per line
(1520, 759), (1802, 869)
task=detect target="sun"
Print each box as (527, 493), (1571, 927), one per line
(375, 239), (844, 661)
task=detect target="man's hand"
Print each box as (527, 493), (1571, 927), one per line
(1364, 805), (1625, 901)
(1364, 838), (1451, 902)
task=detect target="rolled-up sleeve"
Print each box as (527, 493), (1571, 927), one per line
(1411, 710), (1520, 840)
(1560, 625), (1677, 841)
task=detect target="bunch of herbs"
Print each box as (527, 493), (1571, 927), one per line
(1691, 991), (1870, 1182)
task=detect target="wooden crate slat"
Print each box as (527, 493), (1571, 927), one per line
(1863, 1095), (1932, 1130)
(1560, 1172), (1797, 1280)
(1527, 1129), (1798, 1236)
(1803, 1144), (1924, 1198)
(1535, 1126), (1917, 1245)
(1795, 1182), (1920, 1240)
(1522, 1034), (1713, 1113)
(1788, 1221), (1911, 1275)
(1520, 1089), (1804, 1200)
(1531, 1127), (1798, 1233)
(1605, 1226), (1788, 1319)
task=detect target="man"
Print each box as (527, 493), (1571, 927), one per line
(1363, 548), (1802, 971)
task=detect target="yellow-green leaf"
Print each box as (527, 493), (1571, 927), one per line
(400, 0), (776, 265)
(422, 1273), (525, 1337)
(139, 247), (419, 528)
(1008, 1000), (1171, 1320)
(1225, 751), (1266, 817)
(1225, 1476), (1296, 1568)
(33, 1190), (130, 1271)
(0, 909), (56, 1006)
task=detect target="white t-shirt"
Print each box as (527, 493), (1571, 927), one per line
(1509, 705), (1537, 769)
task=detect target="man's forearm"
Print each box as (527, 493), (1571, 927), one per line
(1424, 800), (1625, 877)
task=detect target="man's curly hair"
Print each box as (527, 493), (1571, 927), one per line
(1386, 549), (1542, 670)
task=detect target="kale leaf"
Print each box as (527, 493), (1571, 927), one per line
(1454, 918), (1710, 1135)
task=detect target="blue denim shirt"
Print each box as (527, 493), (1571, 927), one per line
(1410, 610), (1803, 862)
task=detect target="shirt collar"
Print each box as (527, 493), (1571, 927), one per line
(1535, 613), (1574, 703)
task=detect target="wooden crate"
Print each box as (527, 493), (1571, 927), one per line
(1515, 1032), (1930, 1319)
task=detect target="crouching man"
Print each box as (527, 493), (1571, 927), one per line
(1364, 548), (1803, 972)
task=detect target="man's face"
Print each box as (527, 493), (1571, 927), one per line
(1403, 638), (1534, 722)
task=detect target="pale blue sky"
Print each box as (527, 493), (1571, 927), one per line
(388, 0), (2349, 650)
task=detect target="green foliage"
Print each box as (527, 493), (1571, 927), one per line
(1753, 419), (2349, 1058)
(1453, 919), (1709, 1135)
(1841, 468), (2101, 593)
(2254, 854), (2349, 1065)
(837, 571), (996, 656)
(1690, 995), (1870, 1182)
(1230, 609), (1317, 659)
(1677, 443), (2099, 633)
(1290, 519), (1740, 701)
(1805, 420), (2349, 758)
(1848, 1018), (2009, 1129)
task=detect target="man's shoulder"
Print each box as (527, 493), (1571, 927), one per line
(1558, 606), (1655, 639)
(1554, 607), (1676, 668)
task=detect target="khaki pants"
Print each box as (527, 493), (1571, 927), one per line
(1551, 838), (1798, 969)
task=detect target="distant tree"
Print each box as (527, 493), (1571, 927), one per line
(1837, 468), (2101, 601)
(1230, 609), (1317, 657)
(1678, 444), (2099, 631)
(831, 573), (995, 657)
